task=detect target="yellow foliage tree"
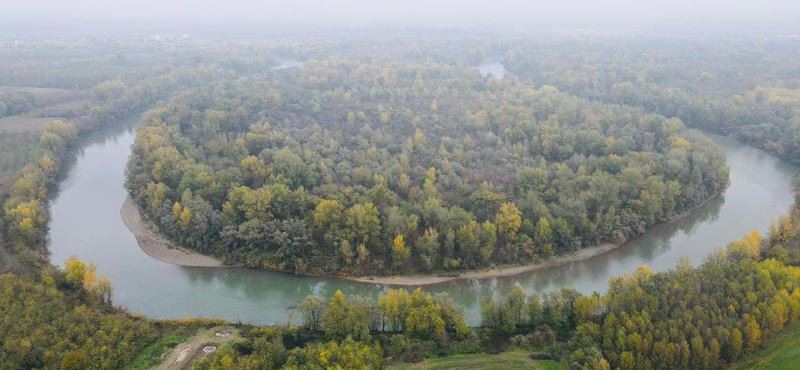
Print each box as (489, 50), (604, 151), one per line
(172, 201), (182, 219)
(39, 154), (55, 174)
(179, 207), (192, 230)
(726, 229), (763, 259)
(496, 202), (522, 242)
(391, 234), (409, 270)
(378, 289), (411, 332)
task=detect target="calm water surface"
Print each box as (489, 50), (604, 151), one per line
(48, 110), (798, 325)
(478, 58), (505, 79)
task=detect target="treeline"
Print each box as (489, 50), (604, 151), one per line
(296, 288), (469, 342)
(503, 39), (800, 164)
(480, 231), (800, 370)
(761, 192), (800, 264)
(2, 119), (78, 266)
(188, 230), (800, 370)
(193, 288), (475, 370)
(126, 58), (728, 276)
(0, 89), (91, 119)
(0, 91), (36, 117)
(192, 328), (384, 370)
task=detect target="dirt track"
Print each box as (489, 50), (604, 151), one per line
(150, 327), (241, 370)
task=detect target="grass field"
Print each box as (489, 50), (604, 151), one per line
(0, 86), (89, 107)
(729, 321), (800, 370)
(30, 98), (92, 116)
(0, 132), (38, 172)
(121, 335), (187, 370)
(0, 116), (59, 133)
(390, 351), (564, 370)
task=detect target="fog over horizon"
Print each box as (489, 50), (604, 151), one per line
(3, 0), (800, 38)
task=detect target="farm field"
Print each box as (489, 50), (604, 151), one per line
(0, 116), (60, 133)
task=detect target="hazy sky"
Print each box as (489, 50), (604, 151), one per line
(3, 0), (800, 36)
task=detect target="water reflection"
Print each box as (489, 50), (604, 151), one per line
(47, 111), (798, 326)
(477, 58), (505, 79)
(272, 59), (304, 70)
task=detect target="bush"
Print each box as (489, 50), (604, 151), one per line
(510, 334), (530, 348)
(529, 352), (553, 360)
(390, 335), (407, 356)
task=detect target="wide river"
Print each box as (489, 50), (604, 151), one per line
(48, 109), (798, 326)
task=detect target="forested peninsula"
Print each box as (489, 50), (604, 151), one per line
(125, 59), (728, 276)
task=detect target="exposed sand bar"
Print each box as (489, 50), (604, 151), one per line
(347, 193), (725, 286)
(122, 194), (620, 283)
(121, 197), (227, 267)
(347, 242), (620, 286)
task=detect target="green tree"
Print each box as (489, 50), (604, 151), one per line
(416, 227), (439, 271)
(298, 295), (327, 331)
(322, 290), (349, 339)
(344, 203), (381, 250)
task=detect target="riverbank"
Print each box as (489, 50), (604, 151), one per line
(121, 192), (622, 283)
(347, 242), (620, 286)
(121, 197), (227, 268)
(120, 191), (719, 284)
(347, 192), (726, 286)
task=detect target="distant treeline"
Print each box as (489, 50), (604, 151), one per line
(502, 39), (800, 164)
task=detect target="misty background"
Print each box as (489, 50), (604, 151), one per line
(3, 0), (800, 39)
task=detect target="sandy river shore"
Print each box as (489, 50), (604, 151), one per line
(347, 242), (620, 286)
(121, 193), (721, 285)
(121, 197), (226, 267)
(121, 196), (621, 284)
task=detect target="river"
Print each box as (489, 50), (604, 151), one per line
(47, 109), (798, 327)
(478, 58), (506, 79)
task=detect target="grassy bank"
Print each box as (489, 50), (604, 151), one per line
(390, 350), (564, 370)
(121, 335), (187, 370)
(729, 321), (800, 370)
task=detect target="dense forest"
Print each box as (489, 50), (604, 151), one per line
(0, 265), (158, 370)
(4, 35), (800, 370)
(125, 58), (728, 275)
